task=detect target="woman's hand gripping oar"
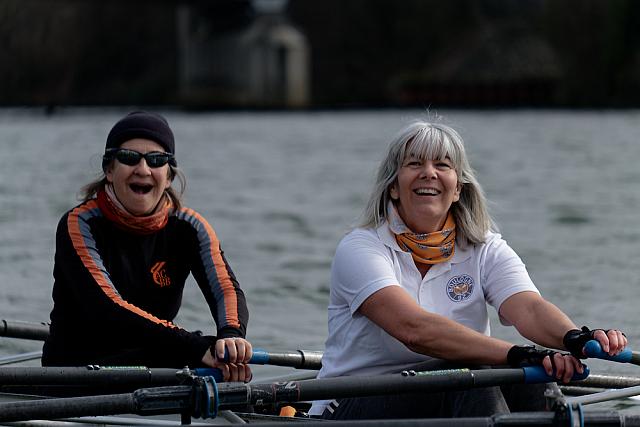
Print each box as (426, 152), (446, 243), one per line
(581, 339), (640, 401)
(563, 326), (628, 360)
(583, 340), (640, 366)
(197, 348), (323, 381)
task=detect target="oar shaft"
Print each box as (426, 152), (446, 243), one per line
(0, 318), (324, 371)
(0, 350), (43, 366)
(295, 367), (586, 402)
(0, 393), (136, 422)
(196, 348), (324, 379)
(0, 366), (182, 386)
(1, 319), (50, 341)
(181, 412), (640, 427)
(0, 367), (590, 423)
(215, 370), (491, 408)
(295, 369), (517, 402)
(215, 348), (323, 370)
(574, 374), (640, 389)
(0, 385), (194, 422)
(565, 385), (640, 406)
(0, 353), (582, 395)
(256, 349), (323, 370)
(0, 319), (325, 371)
(216, 367), (588, 408)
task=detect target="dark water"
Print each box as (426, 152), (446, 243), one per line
(1, 108), (639, 410)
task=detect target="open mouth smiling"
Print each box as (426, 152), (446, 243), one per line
(414, 188), (440, 196)
(129, 183), (154, 195)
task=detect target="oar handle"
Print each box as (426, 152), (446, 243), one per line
(216, 348), (269, 364)
(246, 348), (270, 364)
(584, 340), (633, 363)
(193, 349), (271, 382)
(214, 347), (322, 368)
(522, 365), (589, 384)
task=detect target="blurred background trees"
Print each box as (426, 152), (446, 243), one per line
(2, 0), (640, 108)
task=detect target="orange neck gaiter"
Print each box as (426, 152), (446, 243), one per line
(388, 202), (456, 265)
(97, 185), (171, 235)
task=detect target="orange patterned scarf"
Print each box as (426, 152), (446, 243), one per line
(96, 185), (171, 235)
(388, 202), (456, 265)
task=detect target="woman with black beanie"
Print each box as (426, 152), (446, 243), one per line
(42, 111), (252, 382)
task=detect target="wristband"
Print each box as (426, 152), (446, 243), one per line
(563, 326), (605, 359)
(507, 345), (560, 368)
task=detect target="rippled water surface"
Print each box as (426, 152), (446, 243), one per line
(1, 109), (639, 410)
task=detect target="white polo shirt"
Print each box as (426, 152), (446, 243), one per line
(309, 224), (539, 415)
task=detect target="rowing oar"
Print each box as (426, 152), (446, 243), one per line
(0, 366), (588, 422)
(217, 347), (322, 370)
(0, 362), (586, 388)
(0, 317), (323, 371)
(571, 373), (640, 389)
(584, 340), (640, 366)
(0, 350), (43, 366)
(563, 373), (640, 399)
(0, 366), (188, 386)
(185, 348), (322, 382)
(0, 319), (50, 341)
(0, 348), (321, 388)
(0, 366), (200, 397)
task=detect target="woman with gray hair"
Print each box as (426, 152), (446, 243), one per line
(309, 120), (626, 419)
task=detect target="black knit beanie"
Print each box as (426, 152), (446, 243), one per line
(105, 111), (175, 155)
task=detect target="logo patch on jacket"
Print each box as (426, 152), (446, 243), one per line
(150, 261), (171, 287)
(446, 274), (474, 302)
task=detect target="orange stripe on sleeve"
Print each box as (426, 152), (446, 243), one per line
(182, 208), (240, 329)
(67, 201), (177, 329)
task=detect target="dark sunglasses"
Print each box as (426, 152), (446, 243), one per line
(103, 148), (177, 169)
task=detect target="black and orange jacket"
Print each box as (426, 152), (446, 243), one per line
(42, 199), (248, 367)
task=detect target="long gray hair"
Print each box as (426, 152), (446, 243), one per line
(358, 121), (495, 246)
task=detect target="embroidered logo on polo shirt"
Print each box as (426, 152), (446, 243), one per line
(150, 261), (171, 287)
(446, 274), (474, 302)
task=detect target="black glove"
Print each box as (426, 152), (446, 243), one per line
(563, 326), (606, 359)
(507, 345), (561, 368)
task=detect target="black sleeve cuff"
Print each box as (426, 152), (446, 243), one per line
(216, 326), (244, 339)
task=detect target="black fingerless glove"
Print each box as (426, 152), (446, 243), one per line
(563, 326), (604, 359)
(507, 345), (559, 368)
